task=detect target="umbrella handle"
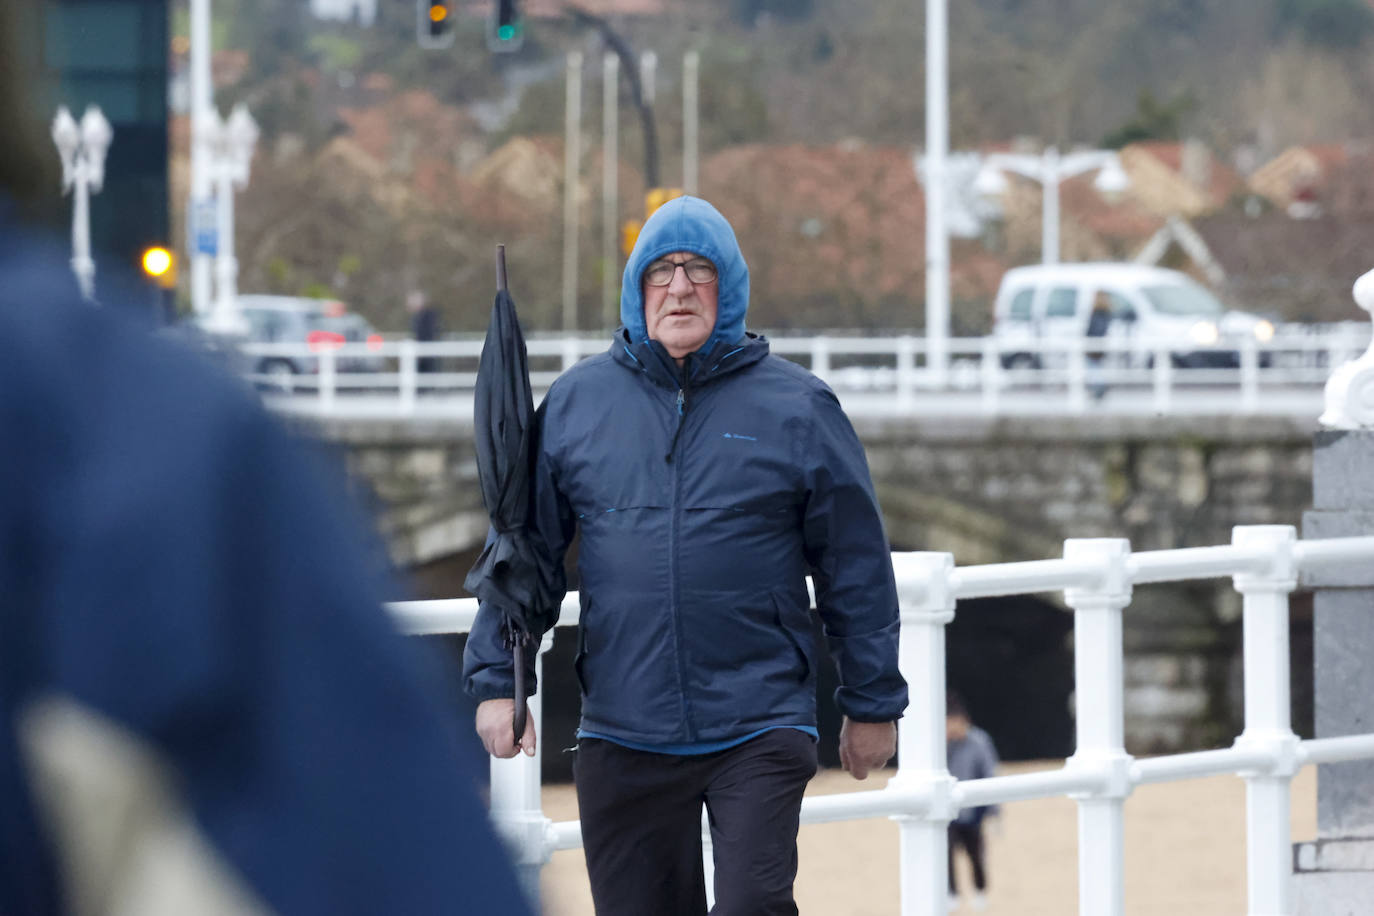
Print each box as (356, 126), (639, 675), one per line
(496, 244), (508, 293)
(512, 637), (528, 744)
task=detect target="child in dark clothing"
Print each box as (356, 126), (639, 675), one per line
(947, 692), (1000, 912)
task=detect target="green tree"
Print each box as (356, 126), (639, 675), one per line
(1100, 89), (1197, 148)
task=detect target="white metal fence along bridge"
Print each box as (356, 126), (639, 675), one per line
(243, 324), (1371, 421)
(389, 526), (1374, 916)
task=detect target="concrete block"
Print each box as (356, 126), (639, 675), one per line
(1302, 511), (1374, 587)
(1313, 430), (1374, 509)
(1294, 868), (1374, 915)
(1315, 589), (1374, 838)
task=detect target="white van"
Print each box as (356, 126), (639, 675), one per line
(991, 263), (1274, 369)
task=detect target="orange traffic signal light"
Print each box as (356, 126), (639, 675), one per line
(140, 246), (176, 289)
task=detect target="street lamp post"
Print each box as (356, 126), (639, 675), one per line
(51, 105), (113, 302)
(204, 104), (259, 336)
(975, 146), (1130, 264)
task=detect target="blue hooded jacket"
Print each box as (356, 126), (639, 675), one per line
(464, 196), (907, 745)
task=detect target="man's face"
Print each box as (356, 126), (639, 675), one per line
(642, 251), (718, 360)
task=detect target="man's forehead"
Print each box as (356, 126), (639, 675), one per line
(653, 250), (713, 263)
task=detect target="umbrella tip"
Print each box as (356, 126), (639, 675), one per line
(495, 244), (507, 292)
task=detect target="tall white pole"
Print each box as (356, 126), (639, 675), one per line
(683, 50), (699, 197)
(189, 0), (214, 316)
(1042, 146), (1060, 265)
(602, 52), (619, 331)
(639, 50), (657, 106)
(924, 0), (949, 389)
(213, 160), (240, 327)
(70, 167), (95, 300)
(563, 51), (583, 334)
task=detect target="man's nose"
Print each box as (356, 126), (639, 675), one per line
(666, 264), (695, 296)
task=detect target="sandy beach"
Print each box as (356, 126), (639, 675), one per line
(536, 760), (1318, 915)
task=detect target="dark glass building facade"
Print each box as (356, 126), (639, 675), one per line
(24, 0), (168, 293)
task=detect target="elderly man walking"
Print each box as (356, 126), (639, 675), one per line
(464, 196), (907, 916)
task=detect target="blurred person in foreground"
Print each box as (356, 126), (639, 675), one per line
(946, 691), (1001, 912)
(464, 196), (908, 915)
(0, 7), (531, 912)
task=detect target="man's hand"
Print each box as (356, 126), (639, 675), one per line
(475, 698), (536, 758)
(839, 717), (896, 780)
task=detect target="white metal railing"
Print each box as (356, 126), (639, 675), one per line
(238, 324), (1371, 419)
(387, 526), (1374, 916)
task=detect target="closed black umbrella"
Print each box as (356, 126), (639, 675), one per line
(464, 245), (559, 741)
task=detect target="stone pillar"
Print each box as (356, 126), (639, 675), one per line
(1294, 434), (1374, 911)
(1295, 267), (1374, 913)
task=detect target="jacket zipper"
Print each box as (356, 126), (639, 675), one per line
(665, 372), (697, 741)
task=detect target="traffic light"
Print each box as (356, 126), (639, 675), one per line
(417, 0), (455, 49)
(487, 0), (524, 53)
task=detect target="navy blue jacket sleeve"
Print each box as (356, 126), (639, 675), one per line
(800, 385), (909, 723)
(463, 400), (575, 702)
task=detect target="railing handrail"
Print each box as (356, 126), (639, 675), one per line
(228, 325), (1372, 420)
(388, 528), (1374, 915)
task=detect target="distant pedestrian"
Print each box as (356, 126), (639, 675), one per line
(1085, 291), (1113, 401)
(947, 691), (1000, 912)
(407, 289), (441, 375)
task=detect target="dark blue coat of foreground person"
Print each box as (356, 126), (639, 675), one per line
(0, 207), (532, 916)
(464, 195), (908, 916)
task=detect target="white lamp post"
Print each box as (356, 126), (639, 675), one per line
(51, 105), (113, 302)
(203, 104), (259, 336)
(976, 146), (1129, 264)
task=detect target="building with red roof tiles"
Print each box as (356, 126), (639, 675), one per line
(1247, 142), (1373, 211)
(699, 143), (1010, 331)
(1117, 140), (1240, 217)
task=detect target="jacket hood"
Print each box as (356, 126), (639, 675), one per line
(620, 196), (749, 353)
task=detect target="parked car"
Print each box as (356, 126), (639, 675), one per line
(199, 295), (385, 391)
(992, 263), (1275, 370)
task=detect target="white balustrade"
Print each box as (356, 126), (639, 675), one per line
(387, 527), (1374, 916)
(237, 326), (1370, 420)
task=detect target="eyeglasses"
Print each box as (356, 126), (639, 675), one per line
(643, 258), (717, 287)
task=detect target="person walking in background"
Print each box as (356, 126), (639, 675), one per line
(464, 195), (907, 916)
(1085, 291), (1114, 402)
(406, 288), (441, 375)
(947, 691), (1000, 912)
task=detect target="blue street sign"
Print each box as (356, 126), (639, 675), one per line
(192, 199), (218, 255)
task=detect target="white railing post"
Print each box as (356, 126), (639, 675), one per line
(1068, 337), (1088, 413)
(1240, 338), (1260, 414)
(896, 335), (916, 411)
(1152, 346), (1172, 414)
(561, 335), (580, 373)
(399, 340), (417, 414)
(489, 630), (556, 907)
(1231, 525), (1301, 916)
(812, 337), (830, 381)
(888, 552), (958, 916)
(1063, 538), (1133, 916)
(981, 337), (999, 415)
(319, 350), (336, 412)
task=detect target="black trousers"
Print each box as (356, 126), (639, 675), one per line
(573, 729), (818, 916)
(948, 821), (987, 893)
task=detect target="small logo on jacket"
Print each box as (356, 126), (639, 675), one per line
(722, 432), (757, 441)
